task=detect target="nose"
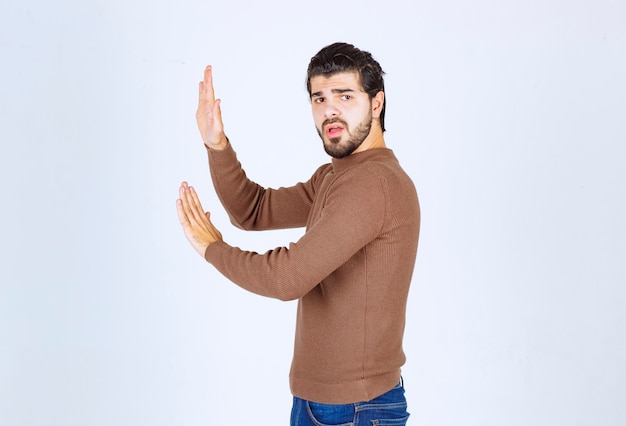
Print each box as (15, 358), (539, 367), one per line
(323, 99), (340, 119)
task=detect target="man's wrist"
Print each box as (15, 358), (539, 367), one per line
(203, 239), (219, 260)
(205, 135), (229, 151)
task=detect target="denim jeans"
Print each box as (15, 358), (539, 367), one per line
(290, 380), (409, 425)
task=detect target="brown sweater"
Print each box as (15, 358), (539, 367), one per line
(204, 143), (420, 404)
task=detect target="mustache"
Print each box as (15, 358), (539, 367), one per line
(322, 117), (348, 128)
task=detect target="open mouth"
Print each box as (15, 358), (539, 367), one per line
(325, 124), (344, 138)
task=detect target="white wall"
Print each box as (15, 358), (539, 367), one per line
(1, 0), (625, 425)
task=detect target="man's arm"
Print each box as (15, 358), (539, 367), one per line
(203, 169), (388, 301)
(178, 168), (387, 300)
(207, 144), (324, 231)
(195, 65), (318, 230)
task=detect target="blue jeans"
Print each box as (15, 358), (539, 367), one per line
(290, 380), (409, 425)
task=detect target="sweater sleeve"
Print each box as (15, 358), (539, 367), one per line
(204, 165), (387, 301)
(207, 143), (324, 230)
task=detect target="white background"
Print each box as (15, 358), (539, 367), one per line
(1, 0), (625, 425)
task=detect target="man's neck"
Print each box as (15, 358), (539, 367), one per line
(353, 129), (386, 155)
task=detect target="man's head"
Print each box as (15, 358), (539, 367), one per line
(306, 43), (387, 158)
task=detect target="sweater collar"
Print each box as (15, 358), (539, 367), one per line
(330, 148), (396, 172)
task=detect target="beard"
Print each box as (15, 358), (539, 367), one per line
(317, 112), (373, 159)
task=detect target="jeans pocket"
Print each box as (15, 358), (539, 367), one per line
(306, 401), (354, 426)
(361, 400), (409, 426)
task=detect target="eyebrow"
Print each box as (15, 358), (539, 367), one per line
(310, 88), (356, 98)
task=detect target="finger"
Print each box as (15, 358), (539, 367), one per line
(185, 186), (209, 227)
(176, 198), (192, 229)
(179, 184), (198, 223)
(197, 81), (204, 110)
(179, 185), (202, 228)
(189, 188), (212, 229)
(204, 211), (217, 229)
(205, 65), (215, 100)
(179, 182), (190, 202)
(203, 211), (222, 241)
(197, 66), (214, 112)
(202, 65), (216, 103)
(198, 82), (213, 114)
(213, 98), (223, 125)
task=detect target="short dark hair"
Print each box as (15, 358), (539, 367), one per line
(306, 42), (387, 132)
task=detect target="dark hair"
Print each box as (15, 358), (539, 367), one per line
(306, 42), (387, 132)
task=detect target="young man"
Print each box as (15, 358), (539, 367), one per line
(177, 42), (420, 425)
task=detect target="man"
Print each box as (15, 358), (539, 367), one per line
(177, 42), (420, 425)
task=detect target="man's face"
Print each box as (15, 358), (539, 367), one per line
(310, 72), (374, 159)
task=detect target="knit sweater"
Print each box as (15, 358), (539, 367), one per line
(204, 142), (420, 404)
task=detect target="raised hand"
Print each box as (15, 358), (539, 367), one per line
(196, 66), (228, 150)
(176, 181), (223, 257)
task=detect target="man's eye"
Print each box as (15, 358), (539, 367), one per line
(341, 95), (352, 100)
(314, 97), (325, 104)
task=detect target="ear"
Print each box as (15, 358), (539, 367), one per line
(371, 91), (385, 118)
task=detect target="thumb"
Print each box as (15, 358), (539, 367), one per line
(213, 99), (223, 123)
